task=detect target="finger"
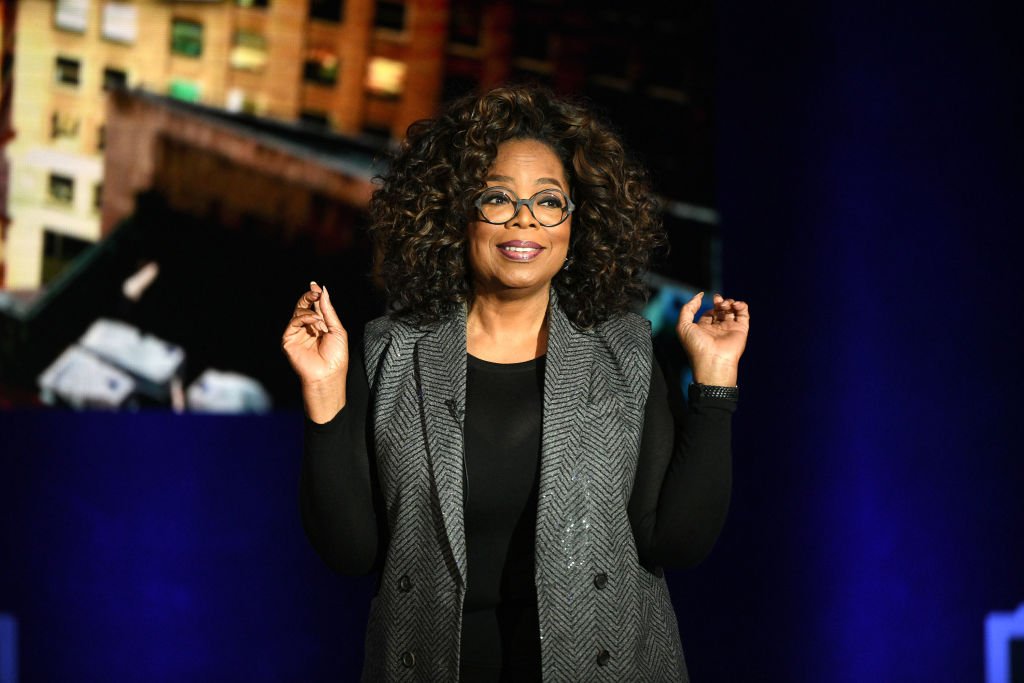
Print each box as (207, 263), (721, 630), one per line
(283, 318), (327, 340)
(293, 297), (320, 322)
(288, 312), (328, 334)
(292, 299), (322, 319)
(677, 291), (705, 326)
(294, 286), (321, 313)
(696, 293), (716, 324)
(319, 285), (346, 332)
(733, 301), (750, 319)
(717, 297), (745, 320)
(709, 299), (725, 322)
(309, 281), (324, 319)
(710, 293), (730, 320)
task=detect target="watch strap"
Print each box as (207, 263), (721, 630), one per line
(691, 382), (739, 401)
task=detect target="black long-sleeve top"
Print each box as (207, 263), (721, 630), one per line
(300, 335), (736, 680)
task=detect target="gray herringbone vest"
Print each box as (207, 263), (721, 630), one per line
(360, 291), (688, 682)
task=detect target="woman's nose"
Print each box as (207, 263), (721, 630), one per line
(508, 202), (538, 228)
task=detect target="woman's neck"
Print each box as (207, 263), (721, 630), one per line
(466, 287), (550, 362)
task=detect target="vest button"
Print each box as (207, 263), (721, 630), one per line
(401, 651), (416, 668)
(596, 649), (611, 666)
(593, 572), (608, 589)
(398, 574), (413, 592)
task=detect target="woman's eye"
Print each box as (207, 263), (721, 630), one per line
(482, 191), (511, 205)
(537, 192), (565, 208)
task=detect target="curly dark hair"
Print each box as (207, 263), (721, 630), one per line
(367, 84), (666, 329)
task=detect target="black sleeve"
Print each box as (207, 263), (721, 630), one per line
(299, 338), (385, 575)
(627, 356), (737, 570)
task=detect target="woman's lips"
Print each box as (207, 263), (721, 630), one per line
(497, 240), (545, 261)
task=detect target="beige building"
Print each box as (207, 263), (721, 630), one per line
(2, 0), (716, 291)
(1, 0), (462, 290)
(1, 0), (18, 288)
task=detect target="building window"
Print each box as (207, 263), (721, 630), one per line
(225, 87), (248, 113)
(55, 56), (82, 87)
(441, 73), (477, 104)
(303, 48), (339, 86)
(54, 0), (90, 33)
(236, 0), (269, 7)
(448, 0), (481, 47)
(168, 79), (201, 103)
(299, 110), (330, 128)
(512, 11), (551, 62)
(51, 112), (81, 140)
(48, 174), (75, 206)
(366, 57), (405, 99)
(101, 2), (138, 44)
(230, 30), (268, 71)
(308, 0), (343, 23)
(171, 18), (203, 58)
(103, 67), (128, 91)
(42, 230), (92, 285)
(360, 121), (391, 144)
(374, 1), (405, 31)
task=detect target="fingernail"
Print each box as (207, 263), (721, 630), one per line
(310, 280), (318, 289)
(319, 322), (329, 333)
(323, 285), (329, 298)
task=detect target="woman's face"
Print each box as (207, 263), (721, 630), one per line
(466, 138), (572, 298)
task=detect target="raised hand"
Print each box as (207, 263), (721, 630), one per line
(281, 281), (348, 422)
(675, 292), (750, 387)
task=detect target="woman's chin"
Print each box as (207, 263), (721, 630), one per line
(475, 273), (556, 296)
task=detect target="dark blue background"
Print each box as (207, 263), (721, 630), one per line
(3, 1), (1023, 680)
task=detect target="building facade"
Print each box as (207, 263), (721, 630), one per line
(2, 0), (714, 291)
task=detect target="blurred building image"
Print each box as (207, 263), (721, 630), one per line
(0, 0), (17, 288)
(0, 88), (385, 409)
(2, 0), (715, 289)
(5, 0), (406, 290)
(100, 88), (376, 238)
(0, 0), (717, 409)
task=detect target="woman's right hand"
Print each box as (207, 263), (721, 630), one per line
(281, 281), (348, 422)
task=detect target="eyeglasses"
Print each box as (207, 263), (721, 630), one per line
(474, 186), (575, 228)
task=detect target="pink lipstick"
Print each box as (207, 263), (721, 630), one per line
(497, 240), (545, 261)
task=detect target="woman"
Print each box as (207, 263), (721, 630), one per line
(282, 85), (749, 682)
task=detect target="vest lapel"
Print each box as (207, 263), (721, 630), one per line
(535, 290), (590, 572)
(413, 304), (469, 585)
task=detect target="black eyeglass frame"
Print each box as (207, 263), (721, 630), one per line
(473, 186), (576, 228)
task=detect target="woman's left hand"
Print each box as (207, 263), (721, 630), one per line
(676, 292), (750, 386)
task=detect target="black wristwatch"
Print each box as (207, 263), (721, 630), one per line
(691, 383), (739, 401)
